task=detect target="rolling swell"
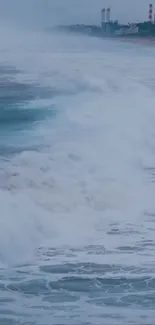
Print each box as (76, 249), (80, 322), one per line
(0, 259), (154, 325)
(0, 65), (55, 125)
(0, 65), (57, 157)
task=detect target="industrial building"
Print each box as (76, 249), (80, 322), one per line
(56, 4), (155, 39)
(100, 4), (155, 36)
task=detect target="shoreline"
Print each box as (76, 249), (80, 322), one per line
(118, 36), (155, 46)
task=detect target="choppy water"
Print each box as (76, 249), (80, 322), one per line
(0, 26), (155, 324)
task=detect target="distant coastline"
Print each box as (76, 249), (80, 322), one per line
(51, 4), (155, 47)
(51, 25), (155, 47)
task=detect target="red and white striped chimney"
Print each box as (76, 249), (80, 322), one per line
(149, 4), (153, 22)
(106, 8), (111, 23)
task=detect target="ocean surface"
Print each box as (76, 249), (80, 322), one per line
(0, 25), (155, 325)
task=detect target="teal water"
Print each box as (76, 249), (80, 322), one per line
(0, 29), (155, 324)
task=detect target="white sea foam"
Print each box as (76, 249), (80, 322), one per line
(0, 25), (155, 273)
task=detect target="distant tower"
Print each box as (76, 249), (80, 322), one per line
(101, 8), (106, 26)
(106, 8), (111, 23)
(149, 4), (153, 22)
(154, 13), (155, 24)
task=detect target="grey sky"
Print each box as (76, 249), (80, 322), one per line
(0, 0), (154, 27)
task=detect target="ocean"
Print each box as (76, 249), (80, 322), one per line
(0, 25), (155, 324)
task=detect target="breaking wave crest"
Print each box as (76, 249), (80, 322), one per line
(0, 26), (155, 324)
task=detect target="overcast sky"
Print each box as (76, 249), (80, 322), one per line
(0, 0), (154, 27)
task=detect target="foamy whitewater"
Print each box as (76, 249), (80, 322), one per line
(0, 25), (155, 324)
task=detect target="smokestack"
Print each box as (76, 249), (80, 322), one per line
(154, 13), (155, 23)
(149, 4), (153, 22)
(106, 8), (111, 23)
(101, 8), (106, 24)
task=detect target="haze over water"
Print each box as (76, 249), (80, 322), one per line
(0, 21), (155, 324)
